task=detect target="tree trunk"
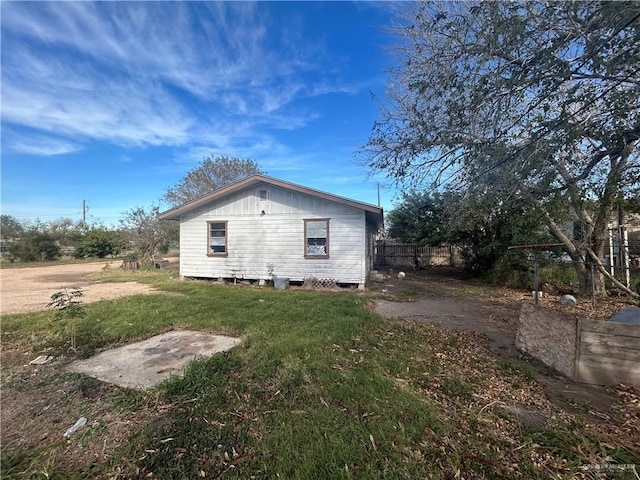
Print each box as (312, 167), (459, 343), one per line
(572, 254), (590, 294)
(588, 223), (608, 298)
(590, 266), (606, 298)
(533, 200), (612, 297)
(568, 253), (607, 297)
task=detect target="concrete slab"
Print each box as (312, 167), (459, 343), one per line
(67, 331), (241, 389)
(610, 307), (640, 325)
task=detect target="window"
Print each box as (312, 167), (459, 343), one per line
(304, 219), (329, 258)
(207, 221), (227, 256)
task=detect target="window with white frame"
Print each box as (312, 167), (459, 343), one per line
(304, 219), (329, 258)
(207, 221), (227, 256)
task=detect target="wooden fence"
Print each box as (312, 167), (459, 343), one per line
(575, 318), (640, 386)
(375, 242), (457, 267)
(517, 304), (640, 387)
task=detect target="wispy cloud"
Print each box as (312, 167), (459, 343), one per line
(1, 2), (362, 157)
(4, 130), (81, 156)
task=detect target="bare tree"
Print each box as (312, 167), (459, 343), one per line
(120, 206), (174, 263)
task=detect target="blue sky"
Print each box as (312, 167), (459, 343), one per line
(1, 1), (400, 226)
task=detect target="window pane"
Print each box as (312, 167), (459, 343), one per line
(306, 221), (326, 238)
(305, 220), (328, 256)
(208, 222), (226, 254)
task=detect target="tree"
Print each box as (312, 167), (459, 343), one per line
(387, 189), (553, 279)
(364, 1), (640, 297)
(1, 215), (24, 260)
(120, 206), (174, 263)
(386, 192), (450, 244)
(1, 215), (25, 243)
(48, 217), (81, 248)
(164, 155), (263, 207)
(47, 287), (85, 351)
(74, 227), (124, 259)
(8, 229), (60, 262)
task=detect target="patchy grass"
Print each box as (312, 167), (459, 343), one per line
(1, 270), (639, 479)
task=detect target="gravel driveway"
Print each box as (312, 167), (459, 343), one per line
(1, 261), (158, 315)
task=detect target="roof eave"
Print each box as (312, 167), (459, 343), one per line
(158, 174), (384, 221)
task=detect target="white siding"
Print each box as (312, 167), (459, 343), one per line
(178, 184), (368, 283)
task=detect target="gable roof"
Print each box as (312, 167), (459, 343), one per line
(158, 174), (383, 224)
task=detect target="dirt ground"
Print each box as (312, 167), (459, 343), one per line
(371, 268), (632, 422)
(1, 263), (638, 476)
(0, 260), (178, 473)
(0, 261), (160, 315)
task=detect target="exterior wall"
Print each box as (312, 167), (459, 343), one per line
(516, 303), (578, 379)
(576, 318), (640, 386)
(365, 219), (378, 271)
(516, 304), (640, 386)
(178, 183), (369, 284)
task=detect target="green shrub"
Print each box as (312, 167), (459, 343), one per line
(8, 231), (59, 262)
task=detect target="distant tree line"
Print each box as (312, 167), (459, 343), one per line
(0, 212), (178, 264)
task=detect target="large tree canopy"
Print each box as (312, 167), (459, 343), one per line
(386, 191), (450, 245)
(365, 1), (640, 296)
(164, 156), (263, 207)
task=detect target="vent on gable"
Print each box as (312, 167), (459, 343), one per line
(259, 189), (268, 201)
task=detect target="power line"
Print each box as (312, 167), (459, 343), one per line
(11, 213), (82, 219)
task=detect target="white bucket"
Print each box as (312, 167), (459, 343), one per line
(274, 276), (290, 290)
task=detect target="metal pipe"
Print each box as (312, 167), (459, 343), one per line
(608, 227), (615, 276)
(623, 226), (630, 288)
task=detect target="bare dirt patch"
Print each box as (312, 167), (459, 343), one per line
(1, 349), (161, 476)
(371, 268), (636, 426)
(0, 261), (177, 476)
(1, 262), (159, 315)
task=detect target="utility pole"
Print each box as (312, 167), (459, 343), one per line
(82, 200), (89, 229)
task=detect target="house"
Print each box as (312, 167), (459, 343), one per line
(158, 175), (383, 289)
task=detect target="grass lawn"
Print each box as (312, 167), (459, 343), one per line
(1, 269), (639, 479)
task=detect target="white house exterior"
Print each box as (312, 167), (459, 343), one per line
(159, 175), (383, 289)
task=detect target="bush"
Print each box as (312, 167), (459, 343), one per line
(74, 229), (123, 259)
(8, 232), (59, 262)
(485, 250), (532, 288)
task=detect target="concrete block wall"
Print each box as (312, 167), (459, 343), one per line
(516, 303), (579, 379)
